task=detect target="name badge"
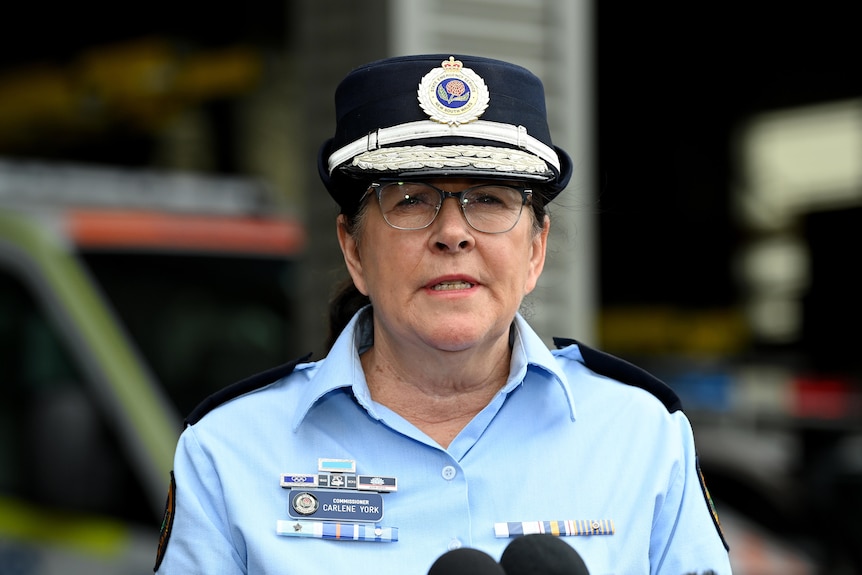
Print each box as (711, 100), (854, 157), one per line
(288, 489), (384, 523)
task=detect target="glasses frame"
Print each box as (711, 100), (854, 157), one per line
(364, 180), (533, 234)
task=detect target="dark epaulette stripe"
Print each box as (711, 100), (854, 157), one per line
(184, 352), (313, 427)
(552, 338), (682, 413)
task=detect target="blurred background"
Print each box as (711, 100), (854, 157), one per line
(0, 1), (859, 573)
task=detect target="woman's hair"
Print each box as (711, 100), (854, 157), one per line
(326, 276), (371, 350)
(324, 183), (551, 351)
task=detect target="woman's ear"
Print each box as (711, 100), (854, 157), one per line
(336, 215), (369, 295)
(524, 216), (550, 295)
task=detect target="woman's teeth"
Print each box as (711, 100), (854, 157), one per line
(432, 281), (473, 291)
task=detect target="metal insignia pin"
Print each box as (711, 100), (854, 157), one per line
(292, 492), (319, 516)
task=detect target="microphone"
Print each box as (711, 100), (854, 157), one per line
(427, 547), (507, 575)
(499, 534), (590, 575)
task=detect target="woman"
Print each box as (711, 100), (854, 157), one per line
(155, 54), (731, 574)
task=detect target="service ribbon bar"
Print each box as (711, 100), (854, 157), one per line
(494, 519), (615, 538)
(276, 520), (398, 542)
(357, 475), (398, 492)
(317, 473), (358, 489)
(318, 458), (356, 473)
(280, 474), (318, 488)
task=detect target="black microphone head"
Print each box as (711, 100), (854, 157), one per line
(427, 547), (507, 575)
(499, 534), (590, 575)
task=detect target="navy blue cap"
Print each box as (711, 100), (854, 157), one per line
(318, 54), (572, 213)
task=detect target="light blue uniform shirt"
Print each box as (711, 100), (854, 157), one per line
(156, 309), (731, 574)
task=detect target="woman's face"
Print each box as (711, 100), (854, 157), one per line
(337, 178), (549, 354)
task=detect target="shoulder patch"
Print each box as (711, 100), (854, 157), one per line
(153, 471), (176, 572)
(184, 353), (312, 426)
(553, 338), (682, 413)
(697, 456), (730, 551)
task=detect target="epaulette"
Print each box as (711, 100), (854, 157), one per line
(553, 338), (682, 413)
(184, 353), (313, 427)
(555, 339), (729, 550)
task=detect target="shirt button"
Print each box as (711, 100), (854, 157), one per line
(441, 465), (457, 480)
(448, 538), (462, 551)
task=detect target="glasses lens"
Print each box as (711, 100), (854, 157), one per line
(375, 182), (528, 232)
(378, 182), (441, 229)
(462, 185), (525, 233)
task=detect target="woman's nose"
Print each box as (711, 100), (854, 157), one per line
(430, 197), (475, 251)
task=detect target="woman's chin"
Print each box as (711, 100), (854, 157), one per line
(416, 322), (503, 353)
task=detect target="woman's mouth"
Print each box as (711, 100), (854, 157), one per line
(430, 280), (474, 291)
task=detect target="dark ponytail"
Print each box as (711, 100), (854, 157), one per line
(326, 278), (370, 351)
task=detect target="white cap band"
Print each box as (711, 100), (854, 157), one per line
(327, 119), (561, 175)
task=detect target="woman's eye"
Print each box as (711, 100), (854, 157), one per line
(472, 193), (504, 205)
(395, 192), (434, 208)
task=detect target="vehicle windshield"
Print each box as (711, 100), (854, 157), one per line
(81, 251), (300, 418)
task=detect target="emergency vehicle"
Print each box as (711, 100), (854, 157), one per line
(0, 158), (305, 573)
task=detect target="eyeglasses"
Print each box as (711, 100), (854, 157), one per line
(364, 181), (532, 234)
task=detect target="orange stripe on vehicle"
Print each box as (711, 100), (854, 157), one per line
(66, 210), (306, 256)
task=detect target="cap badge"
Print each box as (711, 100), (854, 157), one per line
(418, 56), (490, 126)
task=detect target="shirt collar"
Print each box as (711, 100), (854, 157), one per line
(291, 308), (575, 430)
(508, 313), (576, 421)
(290, 307), (373, 431)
